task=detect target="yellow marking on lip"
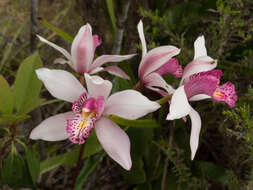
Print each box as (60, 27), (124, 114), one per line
(213, 91), (224, 98)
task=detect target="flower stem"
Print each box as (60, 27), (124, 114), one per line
(156, 94), (173, 105)
(71, 144), (85, 190)
(132, 81), (142, 90)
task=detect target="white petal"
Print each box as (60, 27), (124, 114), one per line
(104, 90), (160, 120)
(30, 112), (74, 141)
(189, 108), (201, 160)
(37, 35), (72, 61)
(95, 116), (132, 170)
(137, 20), (147, 57)
(189, 94), (211, 101)
(90, 54), (136, 71)
(194, 36), (207, 59)
(166, 86), (191, 120)
(85, 74), (112, 100)
(89, 67), (104, 74)
(144, 73), (175, 94)
(103, 66), (130, 80)
(36, 68), (86, 102)
(180, 59), (217, 85)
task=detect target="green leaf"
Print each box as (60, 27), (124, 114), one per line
(40, 154), (65, 175)
(0, 114), (30, 124)
(1, 153), (33, 188)
(39, 19), (74, 43)
(13, 52), (43, 114)
(107, 114), (160, 128)
(25, 148), (40, 185)
(74, 153), (105, 190)
(0, 75), (14, 114)
(106, 0), (116, 33)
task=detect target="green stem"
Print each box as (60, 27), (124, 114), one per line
(156, 94), (173, 105)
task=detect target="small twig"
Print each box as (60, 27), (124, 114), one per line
(30, 0), (38, 53)
(111, 0), (131, 54)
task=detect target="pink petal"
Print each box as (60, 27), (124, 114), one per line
(166, 86), (191, 120)
(92, 34), (102, 53)
(154, 58), (182, 77)
(194, 36), (207, 59)
(137, 20), (147, 57)
(189, 108), (201, 160)
(95, 116), (132, 170)
(212, 82), (237, 108)
(85, 74), (112, 100)
(138, 46), (180, 79)
(180, 59), (217, 85)
(90, 54), (136, 71)
(103, 66), (130, 80)
(71, 24), (94, 74)
(184, 70), (222, 99)
(36, 68), (86, 102)
(30, 112), (74, 141)
(144, 72), (175, 94)
(104, 90), (160, 120)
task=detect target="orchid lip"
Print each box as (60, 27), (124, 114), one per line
(66, 92), (104, 144)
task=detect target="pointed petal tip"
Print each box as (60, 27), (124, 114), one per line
(121, 159), (132, 171)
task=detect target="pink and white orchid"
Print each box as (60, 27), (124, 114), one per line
(137, 20), (182, 95)
(30, 68), (160, 170)
(37, 23), (135, 79)
(180, 35), (217, 86)
(166, 69), (237, 160)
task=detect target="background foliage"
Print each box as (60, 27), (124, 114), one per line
(0, 0), (252, 189)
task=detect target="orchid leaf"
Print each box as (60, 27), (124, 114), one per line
(40, 154), (65, 175)
(0, 75), (14, 114)
(39, 18), (74, 43)
(107, 115), (160, 128)
(13, 52), (43, 115)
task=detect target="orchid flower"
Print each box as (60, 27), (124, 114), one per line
(166, 69), (237, 160)
(137, 20), (182, 95)
(37, 23), (135, 79)
(180, 35), (217, 86)
(30, 69), (160, 170)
